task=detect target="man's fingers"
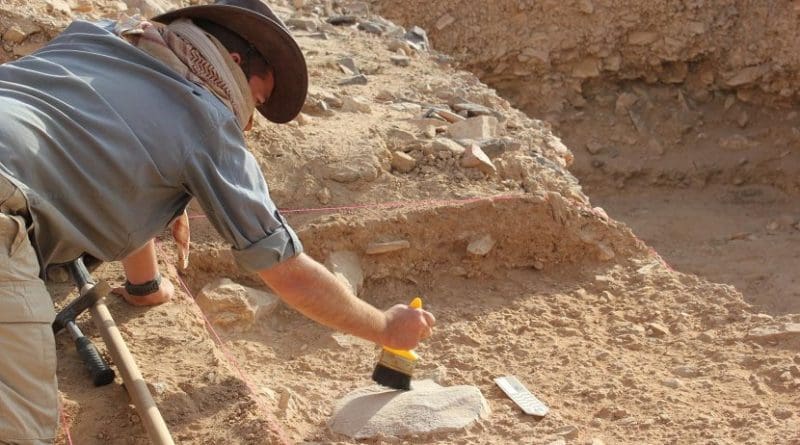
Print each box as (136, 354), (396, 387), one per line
(422, 310), (435, 328)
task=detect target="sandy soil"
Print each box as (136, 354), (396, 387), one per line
(1, 0), (799, 444)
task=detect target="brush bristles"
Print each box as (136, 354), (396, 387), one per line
(372, 364), (412, 390)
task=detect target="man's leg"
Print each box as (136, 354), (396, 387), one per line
(0, 213), (58, 444)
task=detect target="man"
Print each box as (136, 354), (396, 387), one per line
(0, 0), (435, 442)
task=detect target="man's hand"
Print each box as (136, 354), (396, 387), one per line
(381, 303), (436, 350)
(112, 277), (174, 306)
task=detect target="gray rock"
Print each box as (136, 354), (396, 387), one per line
(403, 26), (430, 51)
(479, 137), (520, 158)
(329, 380), (489, 439)
(326, 15), (357, 26)
(357, 21), (385, 35)
(390, 55), (411, 67)
(337, 57), (360, 75)
(338, 74), (369, 86)
(451, 102), (501, 119)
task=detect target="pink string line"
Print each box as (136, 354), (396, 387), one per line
(156, 242), (291, 445)
(59, 401), (73, 445)
(187, 193), (523, 219)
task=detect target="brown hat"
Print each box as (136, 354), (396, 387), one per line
(152, 0), (308, 123)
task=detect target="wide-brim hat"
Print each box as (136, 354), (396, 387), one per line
(152, 0), (307, 123)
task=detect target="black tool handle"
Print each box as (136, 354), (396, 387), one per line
(74, 333), (116, 386)
(65, 257), (116, 386)
(68, 257), (94, 289)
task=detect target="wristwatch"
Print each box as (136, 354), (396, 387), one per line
(124, 273), (162, 296)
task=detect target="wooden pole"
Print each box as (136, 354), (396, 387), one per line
(91, 299), (175, 445)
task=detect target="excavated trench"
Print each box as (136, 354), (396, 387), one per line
(374, 0), (800, 315)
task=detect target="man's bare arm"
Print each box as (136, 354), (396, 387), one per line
(258, 253), (434, 350)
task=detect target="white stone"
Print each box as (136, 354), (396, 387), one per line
(329, 380), (489, 439)
(325, 251), (363, 296)
(342, 96), (372, 113)
(447, 116), (498, 140)
(391, 151), (417, 173)
(197, 279), (279, 331)
(460, 144), (496, 174)
(467, 234), (495, 256)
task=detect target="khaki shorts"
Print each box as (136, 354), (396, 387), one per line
(0, 177), (58, 444)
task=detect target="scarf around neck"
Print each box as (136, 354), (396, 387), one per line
(115, 16), (255, 129)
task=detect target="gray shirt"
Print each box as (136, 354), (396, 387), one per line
(0, 20), (302, 274)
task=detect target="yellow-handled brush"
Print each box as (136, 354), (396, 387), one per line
(371, 297), (423, 390)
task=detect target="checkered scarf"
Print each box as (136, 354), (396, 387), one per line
(115, 16), (255, 129)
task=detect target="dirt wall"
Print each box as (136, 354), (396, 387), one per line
(372, 0), (800, 115)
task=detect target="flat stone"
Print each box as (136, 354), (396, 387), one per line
(366, 240), (410, 254)
(747, 323), (800, 341)
(726, 64), (772, 87)
(429, 138), (465, 156)
(435, 13), (455, 30)
(329, 380), (489, 439)
(386, 127), (417, 147)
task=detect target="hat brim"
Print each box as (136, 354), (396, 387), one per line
(153, 4), (308, 124)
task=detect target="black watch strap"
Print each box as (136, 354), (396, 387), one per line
(124, 273), (162, 296)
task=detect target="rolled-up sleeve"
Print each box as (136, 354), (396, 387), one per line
(181, 113), (303, 273)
